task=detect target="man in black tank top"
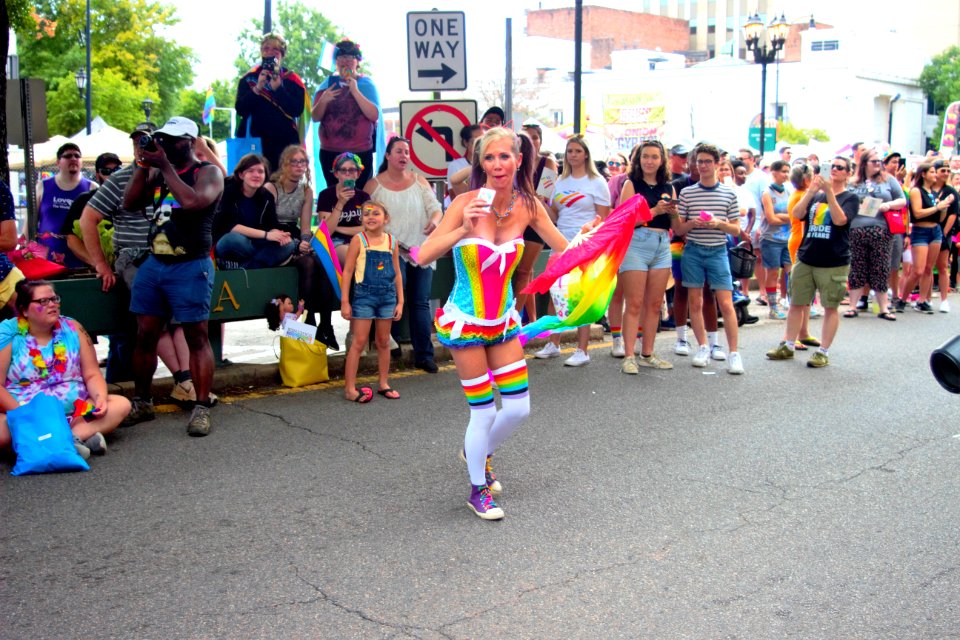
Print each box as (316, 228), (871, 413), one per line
(122, 117), (225, 436)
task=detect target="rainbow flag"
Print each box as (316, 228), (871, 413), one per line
(310, 220), (343, 301)
(202, 87), (215, 125)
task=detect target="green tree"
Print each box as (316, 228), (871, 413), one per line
(778, 121), (830, 145)
(234, 0), (343, 96)
(179, 79), (236, 141)
(15, 0), (195, 136)
(46, 68), (157, 135)
(919, 46), (960, 146)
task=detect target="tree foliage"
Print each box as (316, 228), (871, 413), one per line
(179, 80), (236, 141)
(920, 46), (960, 112)
(778, 120), (830, 145)
(15, 0), (195, 136)
(234, 0), (343, 97)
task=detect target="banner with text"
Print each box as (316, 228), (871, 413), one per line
(602, 93), (666, 151)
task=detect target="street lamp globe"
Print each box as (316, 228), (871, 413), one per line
(743, 13), (763, 50)
(769, 13), (790, 48)
(141, 98), (154, 123)
(74, 68), (87, 96)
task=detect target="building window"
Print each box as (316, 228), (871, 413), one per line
(708, 25), (716, 34)
(811, 40), (839, 52)
(690, 26), (698, 34)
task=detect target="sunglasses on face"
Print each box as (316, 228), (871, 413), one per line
(831, 164), (848, 171)
(60, 153), (81, 160)
(99, 165), (121, 176)
(337, 167), (359, 174)
(32, 295), (61, 307)
(607, 161), (623, 167)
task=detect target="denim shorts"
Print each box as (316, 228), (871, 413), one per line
(680, 242), (733, 290)
(351, 282), (397, 320)
(620, 228), (672, 272)
(760, 240), (791, 269)
(130, 255), (215, 323)
(910, 225), (943, 247)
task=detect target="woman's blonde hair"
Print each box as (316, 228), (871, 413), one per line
(560, 135), (601, 180)
(271, 144), (311, 185)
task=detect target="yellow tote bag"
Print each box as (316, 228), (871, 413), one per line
(278, 336), (329, 387)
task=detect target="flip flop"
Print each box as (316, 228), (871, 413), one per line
(347, 387), (373, 403)
(843, 309), (859, 318)
(877, 311), (897, 321)
(377, 388), (400, 400)
(798, 336), (821, 347)
(794, 341), (808, 351)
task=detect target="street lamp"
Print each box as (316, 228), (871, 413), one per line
(74, 68), (86, 98)
(744, 12), (788, 156)
(141, 98), (154, 123)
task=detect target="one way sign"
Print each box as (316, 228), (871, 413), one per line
(407, 11), (467, 92)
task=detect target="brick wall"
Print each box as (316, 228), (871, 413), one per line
(527, 7), (690, 69)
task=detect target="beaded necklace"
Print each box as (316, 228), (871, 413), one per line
(490, 191), (518, 227)
(17, 318), (68, 385)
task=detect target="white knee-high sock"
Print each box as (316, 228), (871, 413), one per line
(461, 374), (497, 486)
(487, 360), (530, 454)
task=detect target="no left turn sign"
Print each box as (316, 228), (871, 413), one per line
(400, 100), (478, 177)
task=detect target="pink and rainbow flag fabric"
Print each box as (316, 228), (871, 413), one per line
(310, 220), (343, 301)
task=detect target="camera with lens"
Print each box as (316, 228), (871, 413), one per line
(262, 56), (277, 73)
(138, 134), (157, 152)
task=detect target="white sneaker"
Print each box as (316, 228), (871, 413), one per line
(692, 345), (710, 367)
(535, 342), (561, 359)
(610, 336), (625, 358)
(809, 306), (823, 318)
(710, 345), (727, 361)
(728, 351), (744, 375)
(564, 349), (591, 367)
(940, 300), (951, 313)
(674, 339), (691, 356)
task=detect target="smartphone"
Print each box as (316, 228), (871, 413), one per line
(899, 157), (906, 170)
(477, 188), (496, 208)
(343, 178), (356, 189)
(660, 195), (674, 203)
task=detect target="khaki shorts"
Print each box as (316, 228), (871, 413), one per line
(789, 261), (848, 309)
(0, 267), (25, 307)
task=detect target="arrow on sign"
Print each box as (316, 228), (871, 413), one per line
(416, 120), (455, 160)
(417, 63), (457, 84)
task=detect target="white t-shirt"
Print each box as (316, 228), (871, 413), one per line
(552, 174), (611, 240)
(734, 184), (755, 231)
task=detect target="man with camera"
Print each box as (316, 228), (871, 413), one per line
(235, 33), (306, 173)
(122, 117), (224, 437)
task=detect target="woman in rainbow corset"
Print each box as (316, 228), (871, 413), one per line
(417, 128), (568, 521)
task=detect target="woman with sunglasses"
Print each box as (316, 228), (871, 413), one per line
(845, 148), (906, 320)
(896, 162), (953, 313)
(312, 39), (381, 191)
(417, 127), (568, 520)
(365, 137), (443, 372)
(0, 280), (131, 460)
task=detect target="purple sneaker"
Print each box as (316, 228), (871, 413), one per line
(467, 485), (504, 520)
(459, 449), (502, 494)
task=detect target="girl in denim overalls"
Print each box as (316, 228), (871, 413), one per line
(340, 202), (404, 403)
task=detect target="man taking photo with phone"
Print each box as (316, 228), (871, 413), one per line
(235, 33), (306, 173)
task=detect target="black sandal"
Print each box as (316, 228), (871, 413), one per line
(843, 309), (859, 318)
(877, 311), (897, 321)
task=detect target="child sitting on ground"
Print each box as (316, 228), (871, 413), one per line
(340, 202), (403, 403)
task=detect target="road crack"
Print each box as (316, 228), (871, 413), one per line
(230, 404), (386, 460)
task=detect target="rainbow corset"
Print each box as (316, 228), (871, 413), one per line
(435, 238), (525, 347)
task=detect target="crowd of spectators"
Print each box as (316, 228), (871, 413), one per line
(2, 28), (959, 468)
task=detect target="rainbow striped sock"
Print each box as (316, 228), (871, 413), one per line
(610, 326), (622, 339)
(461, 374), (495, 409)
(491, 360), (529, 399)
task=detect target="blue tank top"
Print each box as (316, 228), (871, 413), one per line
(38, 176), (92, 268)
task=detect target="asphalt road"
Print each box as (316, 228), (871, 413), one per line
(3, 306), (959, 639)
